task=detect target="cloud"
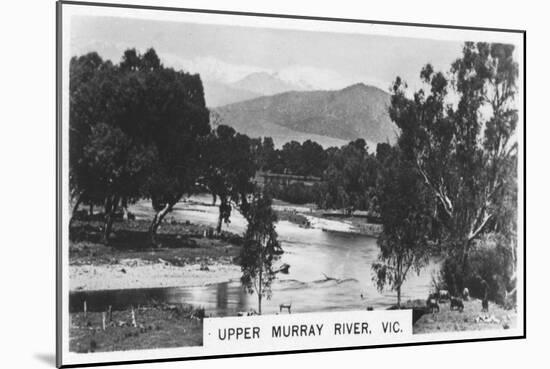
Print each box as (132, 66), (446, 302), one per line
(73, 42), (390, 92)
(159, 53), (269, 84)
(159, 55), (367, 91)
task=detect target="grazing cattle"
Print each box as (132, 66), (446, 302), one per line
(450, 297), (464, 312)
(279, 304), (292, 314)
(426, 298), (440, 313)
(462, 287), (470, 300)
(437, 290), (450, 302)
(482, 298), (489, 312)
(238, 310), (258, 316)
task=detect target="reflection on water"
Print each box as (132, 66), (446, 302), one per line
(71, 199), (439, 315)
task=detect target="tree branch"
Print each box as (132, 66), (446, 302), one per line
(468, 212), (493, 241)
(416, 159), (453, 217)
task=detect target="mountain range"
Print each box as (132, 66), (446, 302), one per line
(212, 82), (398, 148)
(204, 71), (310, 108)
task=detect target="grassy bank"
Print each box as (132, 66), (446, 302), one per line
(69, 219), (243, 291)
(70, 219), (242, 265)
(412, 298), (516, 334)
(69, 304), (203, 353)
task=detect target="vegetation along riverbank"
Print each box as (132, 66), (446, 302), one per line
(69, 218), (242, 291)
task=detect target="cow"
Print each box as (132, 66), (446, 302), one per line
(279, 304), (292, 314)
(462, 287), (470, 301)
(426, 298), (440, 313)
(450, 297), (464, 312)
(437, 290), (450, 302)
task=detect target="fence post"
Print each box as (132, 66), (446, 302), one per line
(131, 306), (137, 327)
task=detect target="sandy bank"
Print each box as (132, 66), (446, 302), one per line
(70, 258), (241, 291)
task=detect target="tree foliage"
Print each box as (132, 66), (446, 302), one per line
(240, 192), (283, 314)
(202, 125), (257, 233)
(317, 139), (379, 211)
(389, 42), (518, 293)
(372, 147), (433, 307)
(69, 48), (210, 243)
(254, 139), (328, 178)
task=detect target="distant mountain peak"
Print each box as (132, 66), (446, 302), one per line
(344, 82), (368, 89)
(230, 71), (307, 96)
(240, 71), (277, 79)
(341, 82), (385, 94)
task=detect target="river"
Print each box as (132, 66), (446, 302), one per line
(70, 197), (439, 315)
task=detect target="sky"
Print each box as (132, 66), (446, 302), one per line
(70, 15), (466, 92)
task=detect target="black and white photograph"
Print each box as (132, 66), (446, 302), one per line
(55, 1), (525, 366)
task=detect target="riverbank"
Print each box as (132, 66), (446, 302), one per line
(70, 303), (203, 352)
(412, 298), (516, 334)
(70, 258), (242, 291)
(272, 200), (382, 236)
(69, 219), (242, 291)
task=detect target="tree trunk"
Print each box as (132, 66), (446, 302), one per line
(70, 193), (84, 228)
(216, 199), (226, 234)
(149, 202), (173, 246)
(103, 196), (118, 244)
(103, 213), (114, 244)
(89, 204), (94, 216)
(397, 285), (401, 309)
(121, 198), (129, 220)
(216, 210), (223, 234)
(258, 269), (263, 315)
(460, 239), (471, 289)
(239, 193), (250, 221)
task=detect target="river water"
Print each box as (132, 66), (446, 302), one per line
(70, 197), (439, 315)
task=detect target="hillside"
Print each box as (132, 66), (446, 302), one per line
(204, 71), (308, 107)
(214, 83), (398, 147)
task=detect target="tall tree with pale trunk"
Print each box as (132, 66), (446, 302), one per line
(389, 42), (518, 292)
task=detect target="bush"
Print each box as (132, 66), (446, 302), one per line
(264, 182), (317, 204)
(437, 233), (515, 305)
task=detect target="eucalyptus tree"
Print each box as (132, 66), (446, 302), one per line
(128, 49), (211, 245)
(388, 42), (519, 291)
(69, 48), (210, 244)
(372, 147), (433, 307)
(240, 192), (282, 314)
(202, 125), (256, 233)
(69, 52), (155, 241)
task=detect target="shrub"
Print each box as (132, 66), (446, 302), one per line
(264, 182), (317, 204)
(437, 233), (515, 305)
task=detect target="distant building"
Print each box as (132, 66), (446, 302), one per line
(254, 171), (322, 187)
